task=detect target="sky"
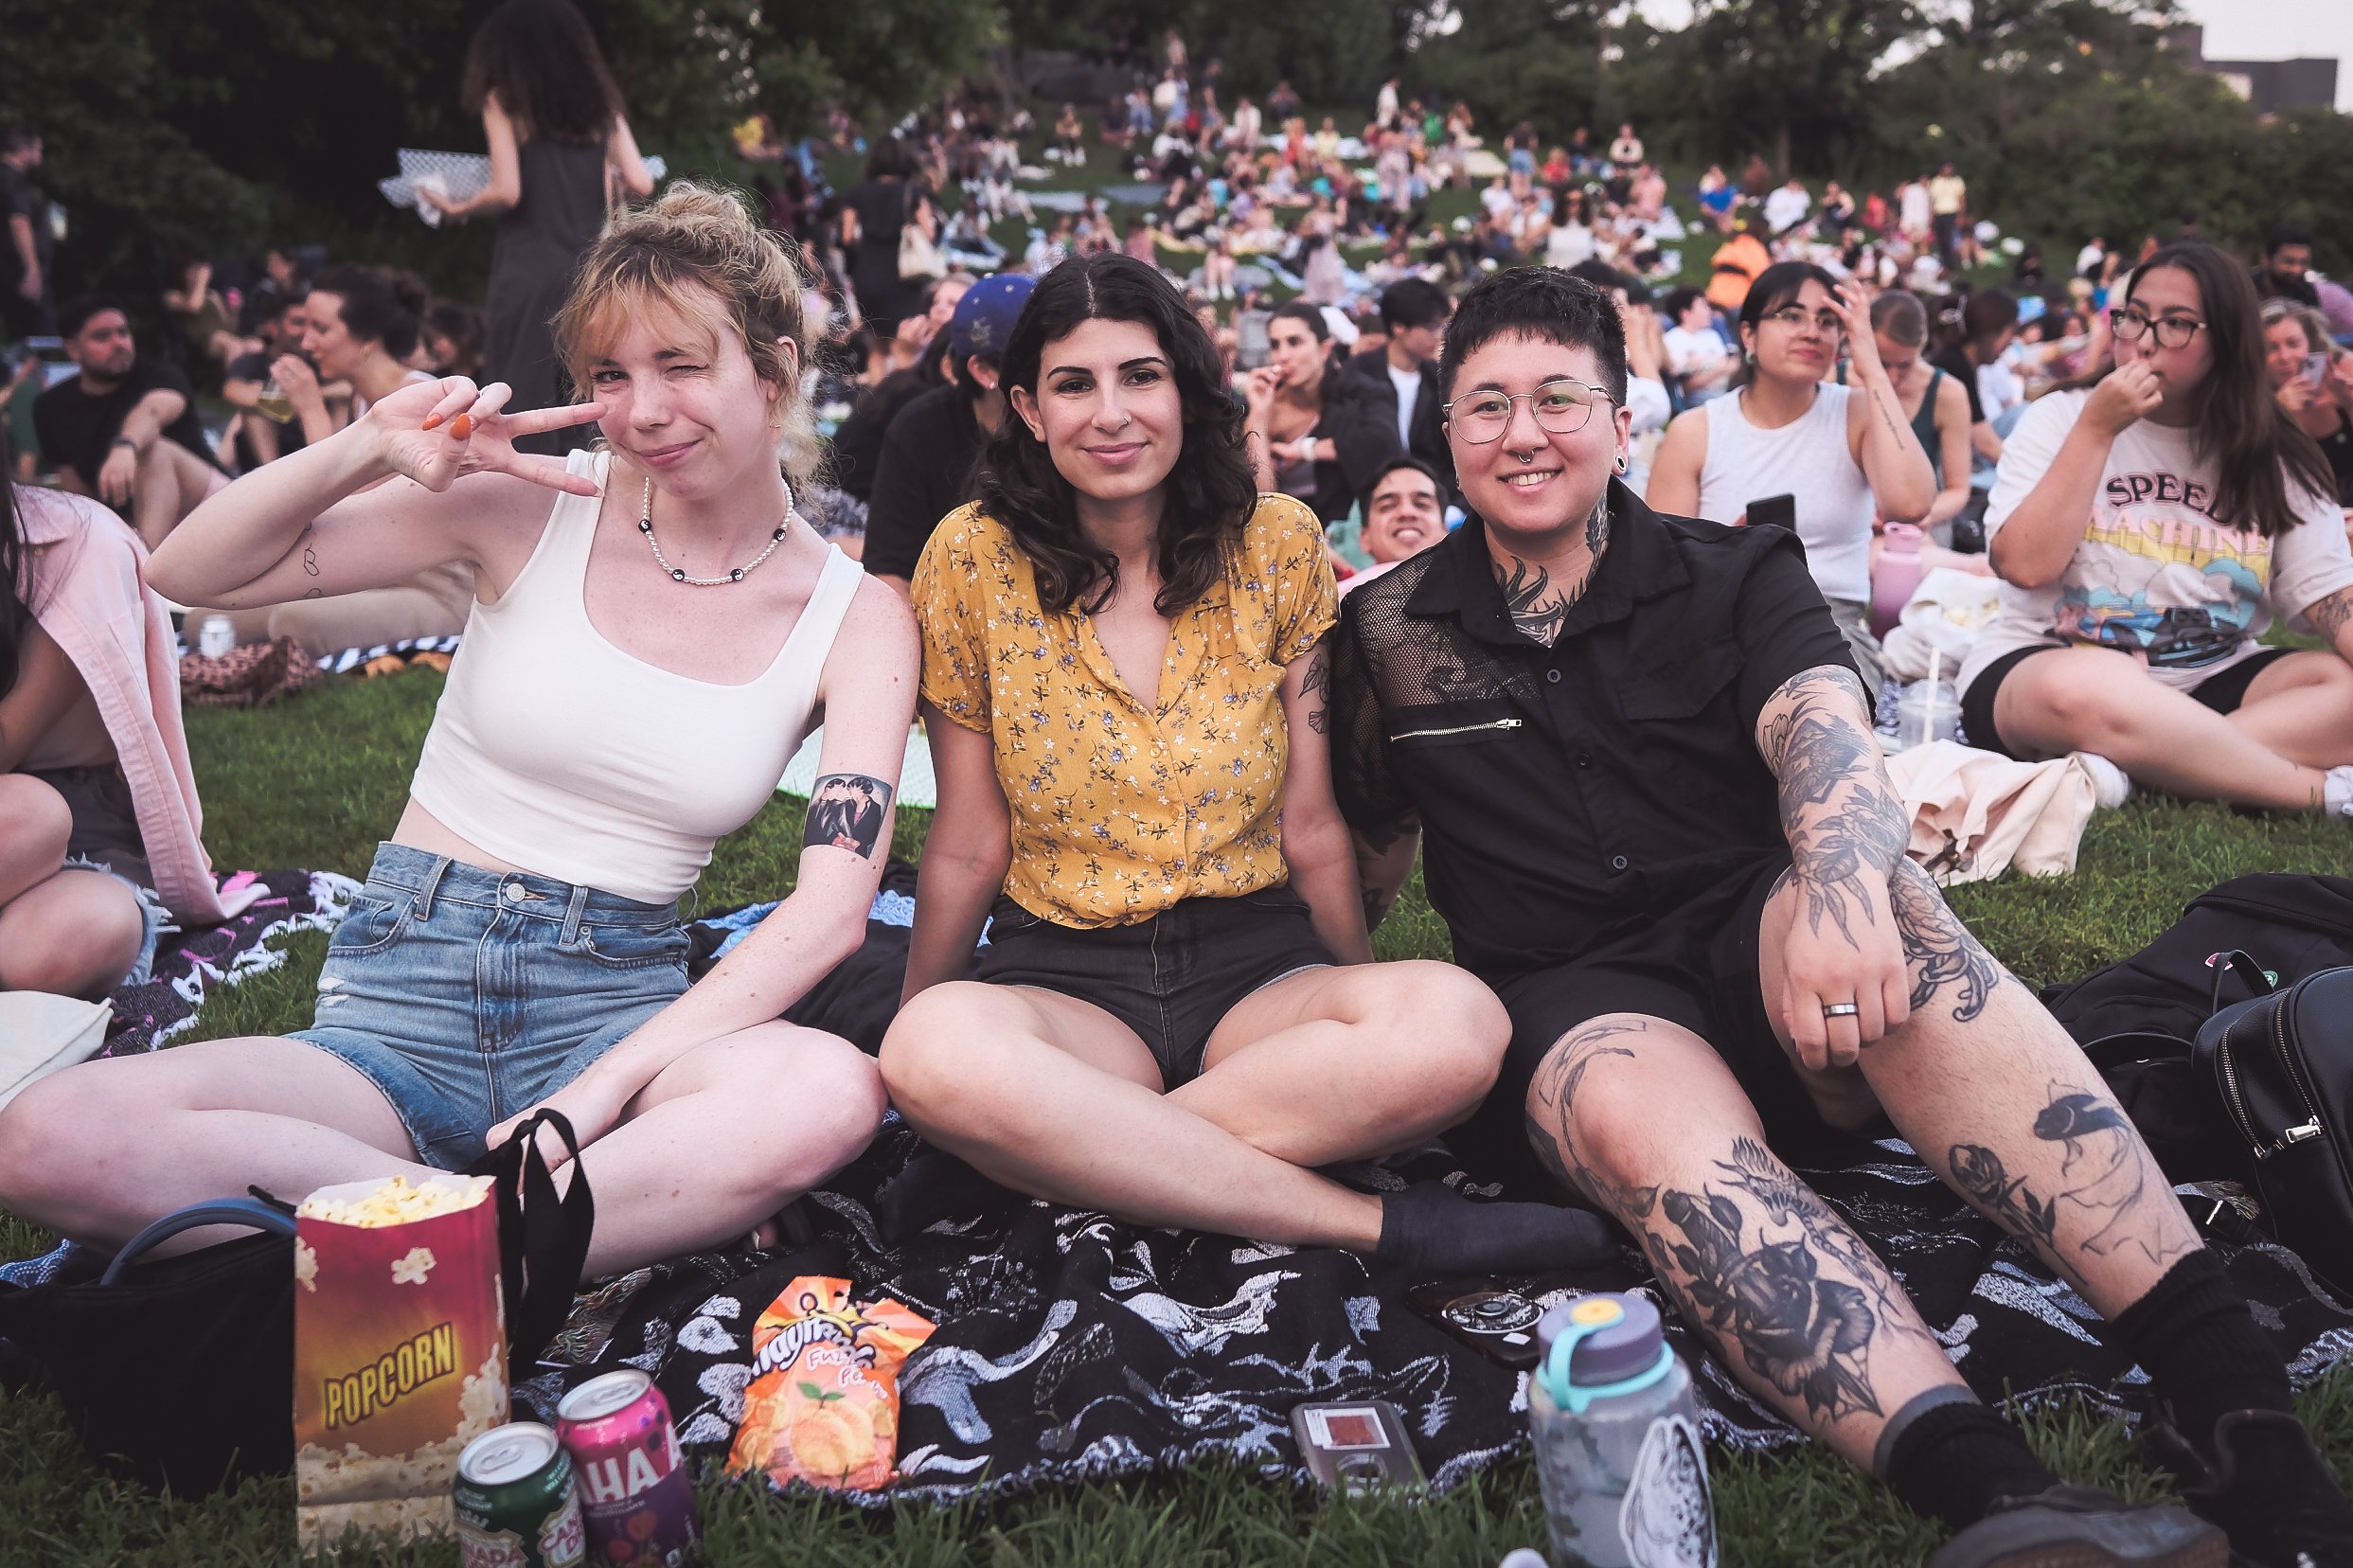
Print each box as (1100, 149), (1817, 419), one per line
(1626, 0), (2350, 110)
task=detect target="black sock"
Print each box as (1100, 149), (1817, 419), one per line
(876, 1149), (1015, 1242)
(1373, 1181), (1616, 1274)
(1881, 1398), (2061, 1530)
(2109, 1247), (2294, 1447)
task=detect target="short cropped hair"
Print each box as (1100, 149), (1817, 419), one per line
(1435, 267), (1627, 405)
(1379, 277), (1452, 334)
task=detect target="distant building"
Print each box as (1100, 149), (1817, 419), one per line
(2162, 24), (2339, 115)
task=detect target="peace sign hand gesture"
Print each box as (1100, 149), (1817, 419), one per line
(364, 376), (606, 497)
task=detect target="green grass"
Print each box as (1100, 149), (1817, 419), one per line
(5, 667), (2350, 1564)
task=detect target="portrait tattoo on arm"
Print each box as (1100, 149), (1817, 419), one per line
(802, 774), (895, 861)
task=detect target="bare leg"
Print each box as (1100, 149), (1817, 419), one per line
(2221, 650), (2353, 771)
(1522, 1013), (1967, 1470)
(0, 775), (71, 904)
(568, 1022), (886, 1277)
(1761, 864), (2201, 1316)
(1993, 645), (2330, 810)
(882, 981), (1389, 1249)
(0, 1036), (435, 1250)
(0, 867), (144, 998)
(131, 441), (227, 550)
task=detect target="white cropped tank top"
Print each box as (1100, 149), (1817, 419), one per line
(1695, 383), (1875, 606)
(408, 450), (865, 903)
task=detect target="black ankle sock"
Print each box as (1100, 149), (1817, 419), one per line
(876, 1149), (1014, 1242)
(1373, 1181), (1615, 1274)
(1881, 1399), (2060, 1530)
(2109, 1247), (2294, 1446)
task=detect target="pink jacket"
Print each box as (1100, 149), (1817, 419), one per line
(18, 488), (256, 923)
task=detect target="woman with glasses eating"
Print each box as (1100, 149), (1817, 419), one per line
(1647, 262), (1936, 704)
(1953, 241), (2353, 817)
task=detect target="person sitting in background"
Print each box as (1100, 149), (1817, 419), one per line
(861, 273), (1033, 597)
(881, 252), (1604, 1274)
(2261, 298), (2353, 509)
(0, 185), (910, 1279)
(1647, 262), (1936, 704)
(1328, 260), (2351, 1568)
(0, 436), (249, 1000)
(1243, 301), (1396, 526)
(222, 294), (312, 471)
(1762, 175), (1810, 239)
(1847, 290), (1974, 533)
(1337, 454), (1447, 597)
(1933, 289), (2018, 470)
(191, 265), (476, 658)
(1661, 285), (1735, 407)
(32, 297), (228, 548)
(1958, 241), (2353, 818)
(1339, 277), (1453, 490)
(425, 301), (487, 381)
(160, 257), (244, 368)
(2251, 224), (2318, 311)
(1705, 218), (1770, 314)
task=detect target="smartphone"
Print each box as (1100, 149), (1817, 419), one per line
(1290, 1399), (1424, 1493)
(2306, 352), (2331, 387)
(1748, 493), (1797, 532)
(1406, 1277), (1546, 1370)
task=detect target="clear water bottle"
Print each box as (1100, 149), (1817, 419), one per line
(1527, 1292), (1717, 1568)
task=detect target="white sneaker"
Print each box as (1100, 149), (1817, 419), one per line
(2325, 764), (2353, 818)
(2076, 752), (2134, 810)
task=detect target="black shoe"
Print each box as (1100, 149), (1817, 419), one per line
(1925, 1485), (2228, 1568)
(2141, 1406), (2353, 1568)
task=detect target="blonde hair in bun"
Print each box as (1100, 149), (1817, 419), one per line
(554, 181), (822, 486)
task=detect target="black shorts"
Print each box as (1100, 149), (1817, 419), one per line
(1960, 643), (2295, 760)
(1455, 853), (1848, 1197)
(974, 885), (1336, 1089)
(25, 763), (152, 886)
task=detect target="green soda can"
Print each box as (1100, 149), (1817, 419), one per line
(454, 1421), (589, 1568)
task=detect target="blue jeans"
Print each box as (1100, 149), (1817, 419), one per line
(292, 844), (688, 1168)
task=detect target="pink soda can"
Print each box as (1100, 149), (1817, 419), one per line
(553, 1369), (701, 1566)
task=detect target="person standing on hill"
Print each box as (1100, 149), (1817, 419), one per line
(426, 0), (655, 454)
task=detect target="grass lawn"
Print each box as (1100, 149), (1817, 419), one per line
(4, 668), (2349, 1565)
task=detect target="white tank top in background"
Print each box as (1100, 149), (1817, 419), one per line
(408, 450), (865, 903)
(1694, 383), (1874, 605)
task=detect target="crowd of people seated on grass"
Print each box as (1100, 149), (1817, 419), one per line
(5, 6), (2353, 1559)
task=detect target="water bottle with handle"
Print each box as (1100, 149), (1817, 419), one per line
(1527, 1292), (1717, 1568)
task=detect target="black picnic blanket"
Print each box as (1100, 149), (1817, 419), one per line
(521, 1121), (2353, 1506)
(99, 868), (356, 1057)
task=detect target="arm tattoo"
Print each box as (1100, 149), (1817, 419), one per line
(1758, 668), (1911, 949)
(299, 527), (321, 578)
(2308, 588), (2352, 646)
(1889, 862), (2003, 1022)
(802, 774), (895, 860)
(1299, 642), (1330, 735)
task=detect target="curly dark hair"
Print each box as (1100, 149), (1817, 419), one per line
(461, 0), (625, 146)
(976, 252), (1258, 617)
(311, 265), (430, 360)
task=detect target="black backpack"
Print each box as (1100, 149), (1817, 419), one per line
(2040, 873), (2353, 1203)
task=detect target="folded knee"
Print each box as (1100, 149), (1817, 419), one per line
(0, 775), (72, 865)
(878, 987), (1020, 1122)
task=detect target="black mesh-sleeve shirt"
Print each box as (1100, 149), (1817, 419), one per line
(1328, 483), (1859, 984)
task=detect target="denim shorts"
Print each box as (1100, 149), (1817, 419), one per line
(972, 884), (1334, 1089)
(291, 844), (690, 1169)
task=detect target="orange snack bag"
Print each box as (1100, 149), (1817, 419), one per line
(725, 1275), (936, 1492)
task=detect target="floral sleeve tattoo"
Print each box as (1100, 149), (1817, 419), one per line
(1756, 667), (1911, 950)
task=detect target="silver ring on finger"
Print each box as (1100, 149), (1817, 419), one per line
(1821, 1002), (1861, 1019)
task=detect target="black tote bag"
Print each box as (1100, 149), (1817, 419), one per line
(0, 1110), (593, 1496)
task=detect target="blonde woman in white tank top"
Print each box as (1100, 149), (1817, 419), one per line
(1647, 264), (1935, 702)
(0, 187), (915, 1279)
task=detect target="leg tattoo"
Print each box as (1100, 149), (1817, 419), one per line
(1947, 1143), (2060, 1253)
(1524, 1020), (1659, 1221)
(1717, 1137), (1935, 1345)
(2032, 1082), (2192, 1267)
(1889, 863), (2003, 1024)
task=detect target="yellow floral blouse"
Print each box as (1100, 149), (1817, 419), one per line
(913, 494), (1338, 929)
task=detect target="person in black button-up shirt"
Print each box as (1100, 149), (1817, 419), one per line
(1328, 266), (2336, 1563)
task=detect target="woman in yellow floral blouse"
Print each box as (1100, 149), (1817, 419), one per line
(882, 254), (1611, 1272)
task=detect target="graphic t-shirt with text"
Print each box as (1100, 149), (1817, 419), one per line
(1961, 389), (2353, 696)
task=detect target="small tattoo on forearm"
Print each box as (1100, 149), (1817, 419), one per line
(1300, 642), (1330, 735)
(2309, 590), (2351, 645)
(803, 774), (894, 860)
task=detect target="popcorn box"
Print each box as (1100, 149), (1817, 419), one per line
(294, 1174), (508, 1554)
